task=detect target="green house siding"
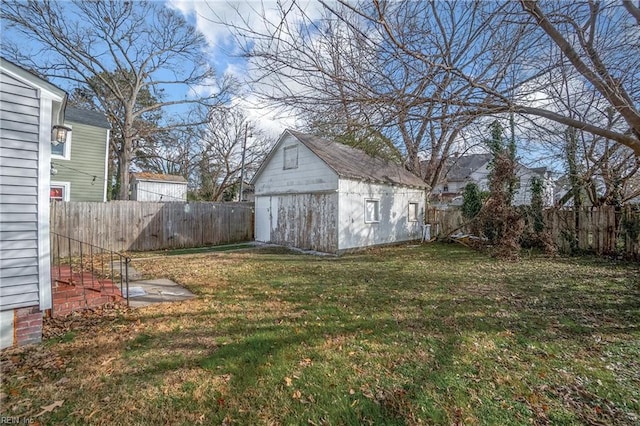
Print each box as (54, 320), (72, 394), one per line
(51, 121), (108, 202)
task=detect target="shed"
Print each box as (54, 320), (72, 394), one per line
(130, 172), (187, 201)
(0, 57), (67, 348)
(252, 130), (429, 254)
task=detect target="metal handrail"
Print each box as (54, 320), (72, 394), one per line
(50, 232), (130, 312)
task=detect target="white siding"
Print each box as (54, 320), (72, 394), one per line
(254, 134), (338, 195)
(338, 179), (426, 251)
(0, 70), (41, 311)
(512, 167), (555, 207)
(132, 180), (187, 201)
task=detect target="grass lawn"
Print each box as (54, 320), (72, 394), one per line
(1, 243), (639, 425)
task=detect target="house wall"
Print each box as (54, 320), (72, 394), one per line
(0, 70), (43, 314)
(433, 161), (554, 207)
(132, 180), (187, 201)
(0, 64), (59, 349)
(253, 133), (338, 196)
(512, 167), (555, 207)
(337, 179), (425, 252)
(51, 120), (108, 201)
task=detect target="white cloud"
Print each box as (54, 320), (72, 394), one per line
(168, 0), (328, 136)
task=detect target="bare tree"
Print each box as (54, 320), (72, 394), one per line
(351, 0), (640, 155)
(523, 54), (640, 207)
(2, 0), (230, 199)
(520, 0), (640, 154)
(193, 107), (271, 201)
(220, 1), (525, 190)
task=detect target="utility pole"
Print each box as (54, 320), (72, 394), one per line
(239, 121), (248, 202)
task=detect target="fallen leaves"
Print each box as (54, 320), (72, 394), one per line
(43, 303), (131, 340)
(291, 389), (315, 404)
(35, 400), (64, 417)
(0, 344), (68, 378)
(299, 358), (313, 367)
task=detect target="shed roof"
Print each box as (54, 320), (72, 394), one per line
(131, 172), (187, 183)
(286, 130), (428, 188)
(65, 107), (111, 129)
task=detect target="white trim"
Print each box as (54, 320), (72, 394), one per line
(38, 96), (53, 311)
(408, 202), (419, 222)
(102, 129), (110, 201)
(50, 181), (71, 201)
(0, 58), (66, 102)
(51, 123), (72, 160)
(0, 310), (14, 349)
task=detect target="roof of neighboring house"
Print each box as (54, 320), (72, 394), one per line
(131, 172), (187, 183)
(65, 107), (111, 129)
(444, 153), (492, 182)
(285, 130), (428, 188)
(530, 166), (549, 176)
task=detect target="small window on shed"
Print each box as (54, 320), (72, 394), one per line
(364, 199), (380, 223)
(408, 202), (419, 222)
(283, 145), (299, 169)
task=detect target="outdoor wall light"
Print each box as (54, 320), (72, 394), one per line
(52, 125), (71, 145)
(50, 164), (58, 175)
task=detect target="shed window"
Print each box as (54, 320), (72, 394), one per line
(283, 145), (298, 169)
(408, 202), (419, 222)
(364, 199), (380, 223)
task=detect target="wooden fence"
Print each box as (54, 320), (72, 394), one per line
(51, 201), (254, 255)
(427, 205), (640, 257)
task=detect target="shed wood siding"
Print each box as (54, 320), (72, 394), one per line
(0, 70), (41, 310)
(51, 120), (108, 201)
(132, 180), (187, 201)
(253, 134), (338, 196)
(338, 179), (425, 251)
(264, 193), (339, 253)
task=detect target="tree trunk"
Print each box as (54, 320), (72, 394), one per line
(117, 145), (132, 200)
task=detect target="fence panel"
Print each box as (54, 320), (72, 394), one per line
(51, 201), (254, 255)
(428, 205), (640, 258)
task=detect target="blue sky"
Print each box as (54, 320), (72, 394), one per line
(0, 0), (319, 136)
(167, 0), (327, 136)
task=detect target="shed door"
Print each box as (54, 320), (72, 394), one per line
(255, 196), (271, 242)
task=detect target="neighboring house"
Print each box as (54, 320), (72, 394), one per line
(130, 172), (188, 201)
(50, 107), (110, 201)
(430, 153), (554, 208)
(252, 130), (428, 254)
(0, 57), (67, 349)
(554, 173), (640, 207)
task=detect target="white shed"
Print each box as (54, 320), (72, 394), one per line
(130, 172), (188, 201)
(0, 57), (67, 348)
(252, 130), (428, 254)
